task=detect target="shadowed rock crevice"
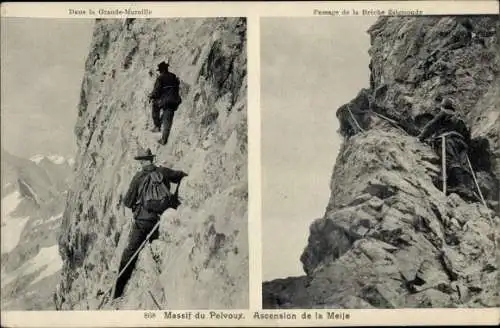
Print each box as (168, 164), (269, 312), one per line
(263, 15), (499, 309)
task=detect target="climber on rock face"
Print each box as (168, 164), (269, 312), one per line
(418, 98), (476, 201)
(148, 60), (182, 145)
(337, 105), (362, 138)
(336, 91), (372, 138)
(112, 148), (187, 299)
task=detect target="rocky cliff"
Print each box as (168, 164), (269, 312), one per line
(263, 16), (499, 309)
(55, 18), (247, 310)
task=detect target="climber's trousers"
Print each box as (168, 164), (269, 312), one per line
(160, 109), (175, 145)
(433, 136), (471, 188)
(113, 219), (159, 299)
(152, 102), (162, 129)
(152, 101), (176, 144)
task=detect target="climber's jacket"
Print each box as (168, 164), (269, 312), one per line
(149, 71), (181, 109)
(123, 164), (187, 221)
(418, 108), (471, 170)
(418, 108), (470, 142)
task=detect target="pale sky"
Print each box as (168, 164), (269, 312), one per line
(261, 17), (377, 281)
(1, 18), (95, 159)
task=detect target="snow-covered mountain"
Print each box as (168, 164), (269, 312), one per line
(1, 150), (72, 205)
(1, 149), (71, 310)
(30, 154), (75, 167)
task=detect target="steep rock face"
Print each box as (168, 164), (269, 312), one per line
(55, 18), (247, 310)
(264, 16), (498, 309)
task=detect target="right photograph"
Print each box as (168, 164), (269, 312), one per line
(261, 16), (499, 309)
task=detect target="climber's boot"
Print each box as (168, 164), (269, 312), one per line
(151, 127), (161, 133)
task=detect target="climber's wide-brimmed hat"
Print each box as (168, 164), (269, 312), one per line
(134, 148), (155, 160)
(157, 61), (169, 71)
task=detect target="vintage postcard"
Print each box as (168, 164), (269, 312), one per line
(1, 1), (499, 327)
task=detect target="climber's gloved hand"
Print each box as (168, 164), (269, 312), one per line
(176, 171), (188, 183)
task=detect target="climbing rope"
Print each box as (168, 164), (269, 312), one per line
(346, 105), (365, 133)
(97, 219), (161, 310)
(148, 290), (162, 310)
(465, 154), (487, 208)
(435, 137), (496, 248)
(345, 104), (411, 137)
(371, 110), (410, 135)
(369, 114), (488, 213)
(97, 182), (181, 310)
(465, 154), (496, 248)
(350, 99), (493, 233)
(442, 135), (447, 195)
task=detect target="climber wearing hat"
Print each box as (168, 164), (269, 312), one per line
(148, 60), (182, 145)
(418, 98), (476, 200)
(113, 147), (187, 299)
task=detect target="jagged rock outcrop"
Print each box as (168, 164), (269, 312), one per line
(263, 16), (499, 309)
(55, 18), (247, 310)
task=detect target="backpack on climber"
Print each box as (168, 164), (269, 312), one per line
(108, 147), (188, 301)
(124, 147), (188, 219)
(140, 170), (175, 214)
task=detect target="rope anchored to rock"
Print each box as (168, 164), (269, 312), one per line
(442, 135), (447, 195)
(437, 137), (496, 248)
(465, 153), (496, 248)
(97, 219), (162, 310)
(371, 110), (410, 135)
(346, 104), (410, 137)
(148, 290), (162, 310)
(346, 104), (365, 133)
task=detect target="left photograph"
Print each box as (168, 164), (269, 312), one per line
(1, 17), (248, 310)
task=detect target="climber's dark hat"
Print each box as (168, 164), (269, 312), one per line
(157, 61), (169, 72)
(134, 148), (155, 160)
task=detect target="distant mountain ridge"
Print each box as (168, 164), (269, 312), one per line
(1, 149), (72, 310)
(30, 154), (75, 166)
(1, 149), (73, 206)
